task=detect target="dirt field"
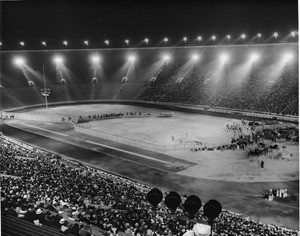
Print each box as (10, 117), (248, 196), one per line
(29, 104), (299, 183)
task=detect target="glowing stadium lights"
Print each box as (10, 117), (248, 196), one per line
(226, 35), (231, 43)
(84, 40), (89, 46)
(163, 54), (170, 61)
(20, 41), (25, 46)
(241, 34), (246, 43)
(128, 55), (136, 62)
(257, 33), (262, 38)
(125, 39), (129, 45)
(249, 53), (260, 62)
(290, 31), (296, 37)
(14, 57), (25, 66)
(192, 54), (199, 61)
(183, 37), (187, 43)
(144, 38), (149, 44)
(63, 41), (68, 46)
(0, 42), (2, 46)
(91, 55), (100, 64)
(211, 35), (216, 42)
(54, 56), (63, 64)
(104, 40), (110, 45)
(197, 36), (202, 42)
(164, 38), (168, 43)
(283, 52), (293, 62)
(220, 53), (229, 62)
(273, 32), (278, 39)
(41, 41), (47, 46)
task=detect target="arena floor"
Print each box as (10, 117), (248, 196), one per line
(2, 103), (299, 230)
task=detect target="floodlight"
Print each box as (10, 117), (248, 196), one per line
(257, 33), (262, 38)
(291, 31), (296, 37)
(145, 38), (149, 44)
(105, 40), (110, 45)
(183, 37), (187, 42)
(220, 54), (229, 62)
(0, 42), (2, 46)
(192, 54), (199, 61)
(84, 40), (89, 45)
(125, 39), (129, 45)
(63, 41), (68, 46)
(163, 55), (170, 61)
(283, 53), (293, 61)
(54, 56), (63, 64)
(211, 35), (216, 41)
(164, 37), (168, 42)
(197, 36), (202, 41)
(241, 34), (246, 39)
(273, 32), (278, 38)
(249, 53), (259, 62)
(41, 41), (46, 46)
(128, 55), (135, 62)
(91, 55), (100, 64)
(20, 41), (25, 46)
(14, 57), (25, 66)
(226, 35), (231, 39)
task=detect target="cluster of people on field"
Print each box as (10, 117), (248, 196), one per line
(1, 134), (298, 236)
(77, 111), (151, 124)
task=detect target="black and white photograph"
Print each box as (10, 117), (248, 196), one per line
(0, 0), (299, 235)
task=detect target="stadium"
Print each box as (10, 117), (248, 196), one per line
(0, 0), (299, 236)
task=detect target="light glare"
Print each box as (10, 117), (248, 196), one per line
(257, 33), (262, 38)
(54, 56), (63, 64)
(125, 39), (129, 45)
(41, 41), (46, 46)
(20, 41), (25, 46)
(273, 32), (278, 38)
(163, 55), (170, 61)
(211, 35), (216, 41)
(197, 36), (202, 41)
(250, 53), (259, 62)
(84, 40), (89, 45)
(14, 57), (24, 66)
(241, 34), (246, 39)
(63, 41), (68, 46)
(220, 54), (229, 62)
(283, 53), (293, 61)
(105, 40), (110, 45)
(128, 55), (135, 62)
(145, 38), (149, 44)
(91, 55), (100, 63)
(192, 54), (199, 61)
(164, 37), (168, 42)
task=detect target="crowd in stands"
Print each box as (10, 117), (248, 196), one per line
(139, 63), (298, 116)
(1, 134), (298, 235)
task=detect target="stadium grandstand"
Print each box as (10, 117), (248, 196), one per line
(0, 0), (299, 236)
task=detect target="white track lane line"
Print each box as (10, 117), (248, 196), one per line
(86, 140), (170, 164)
(19, 123), (68, 137)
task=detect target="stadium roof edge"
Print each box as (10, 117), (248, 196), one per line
(0, 42), (298, 54)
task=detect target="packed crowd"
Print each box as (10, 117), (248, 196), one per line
(139, 63), (298, 116)
(1, 134), (298, 235)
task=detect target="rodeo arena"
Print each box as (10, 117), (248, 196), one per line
(0, 0), (299, 236)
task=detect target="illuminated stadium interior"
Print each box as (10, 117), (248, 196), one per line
(0, 0), (299, 235)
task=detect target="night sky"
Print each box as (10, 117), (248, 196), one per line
(0, 0), (298, 50)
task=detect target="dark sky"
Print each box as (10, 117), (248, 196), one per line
(0, 0), (298, 49)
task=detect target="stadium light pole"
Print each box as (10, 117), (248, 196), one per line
(211, 35), (216, 44)
(41, 64), (50, 109)
(197, 36), (202, 44)
(257, 33), (262, 43)
(241, 34), (246, 44)
(226, 35), (231, 43)
(183, 37), (187, 44)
